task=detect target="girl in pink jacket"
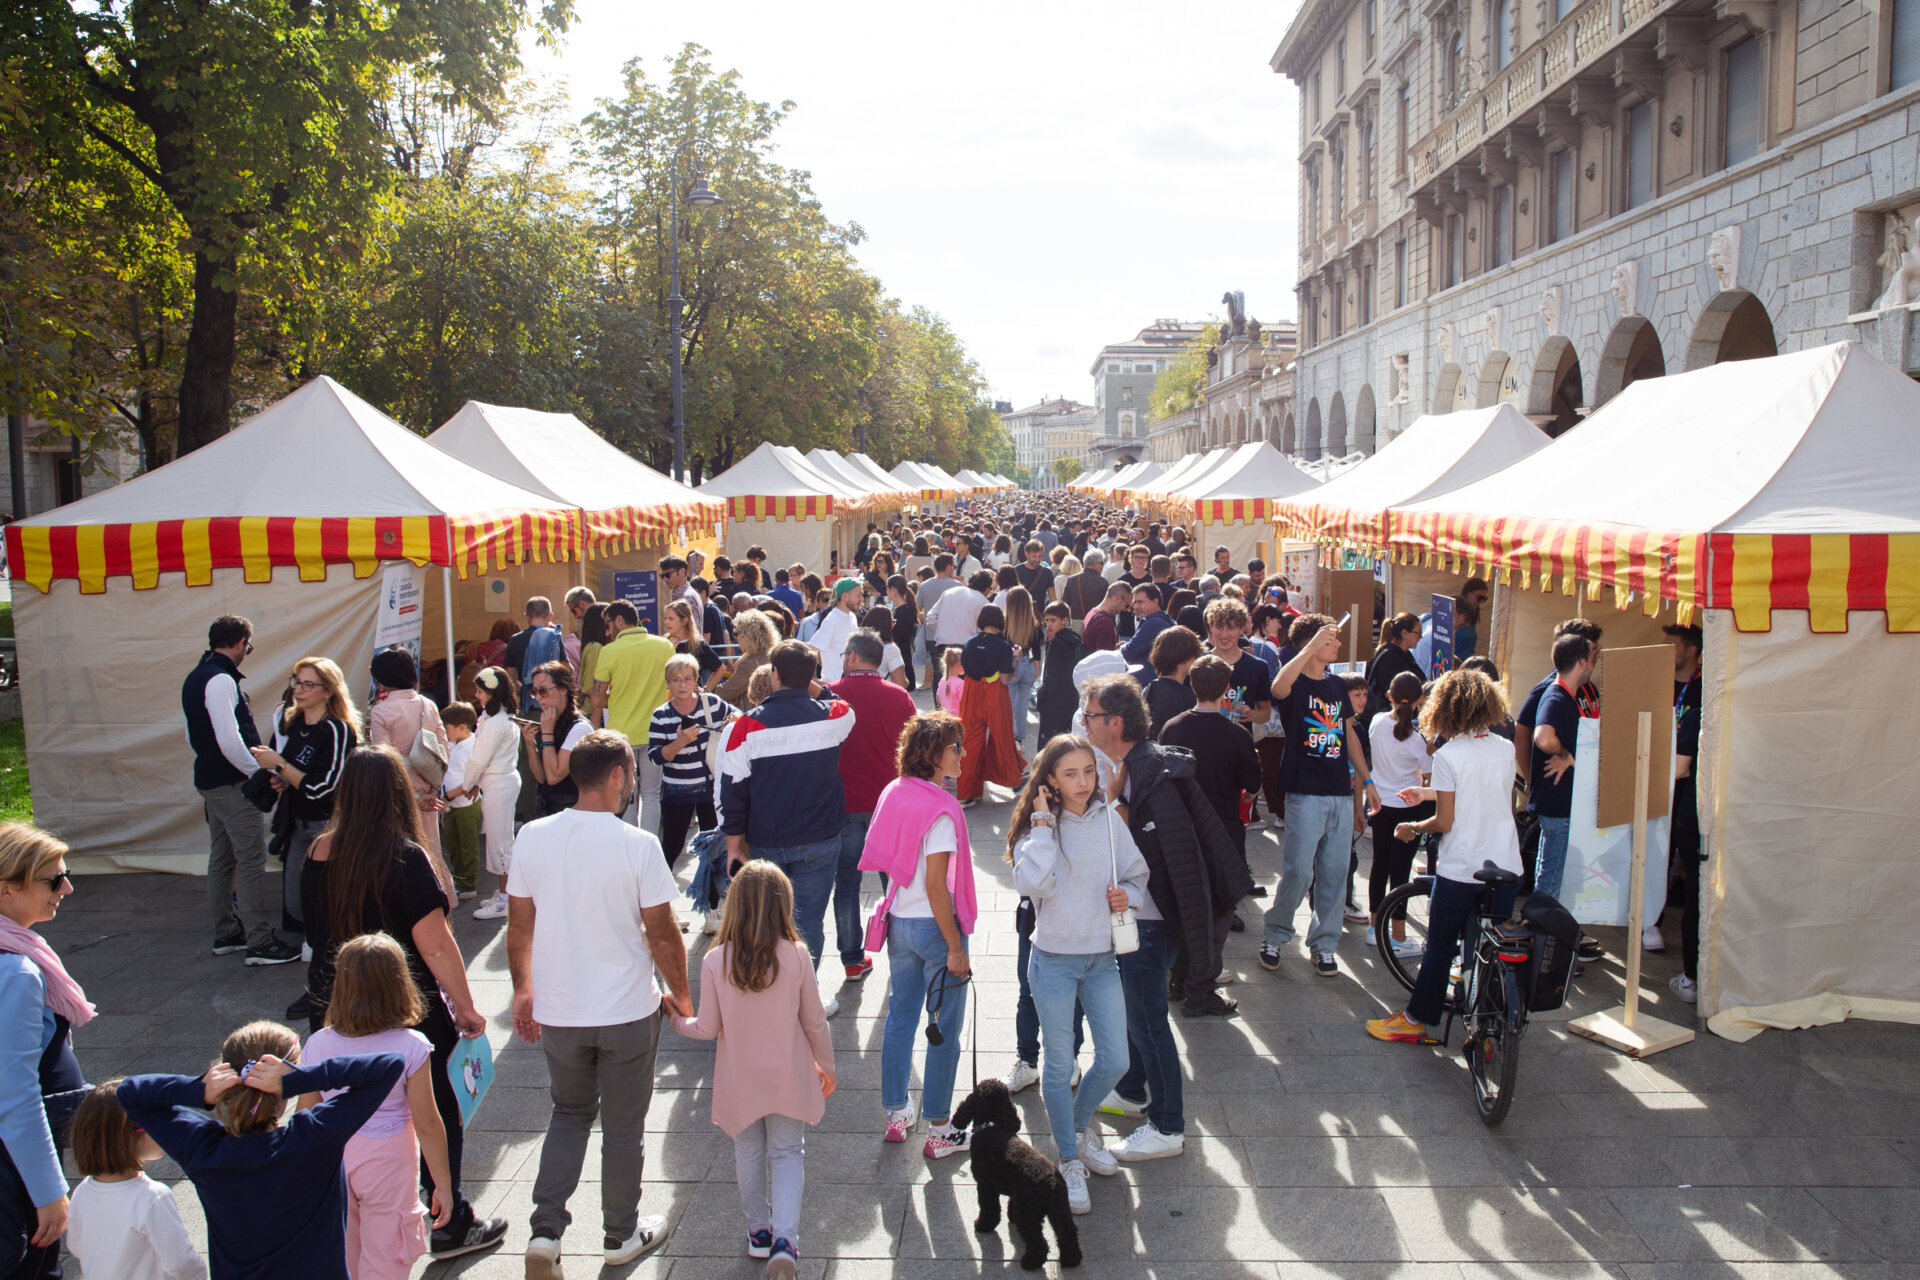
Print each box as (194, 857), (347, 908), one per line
(671, 862), (835, 1280)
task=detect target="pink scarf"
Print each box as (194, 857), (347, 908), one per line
(860, 776), (979, 935)
(0, 916), (96, 1027)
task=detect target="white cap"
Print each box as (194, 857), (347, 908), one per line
(1072, 648), (1128, 693)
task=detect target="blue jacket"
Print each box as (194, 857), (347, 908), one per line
(719, 688), (855, 848)
(1122, 609), (1173, 668)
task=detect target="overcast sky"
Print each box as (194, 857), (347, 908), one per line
(523, 0), (1303, 412)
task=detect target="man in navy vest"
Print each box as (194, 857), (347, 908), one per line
(182, 615), (298, 966)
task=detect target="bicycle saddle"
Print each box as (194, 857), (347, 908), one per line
(1474, 861), (1520, 886)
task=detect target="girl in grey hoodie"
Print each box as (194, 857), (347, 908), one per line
(1006, 736), (1150, 1215)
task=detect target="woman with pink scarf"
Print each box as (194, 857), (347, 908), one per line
(0, 824), (93, 1280)
(859, 712), (979, 1160)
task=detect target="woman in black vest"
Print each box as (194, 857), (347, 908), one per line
(522, 660), (588, 815)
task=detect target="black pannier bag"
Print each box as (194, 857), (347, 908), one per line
(1517, 892), (1580, 1012)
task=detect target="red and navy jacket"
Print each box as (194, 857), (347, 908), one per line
(719, 688), (857, 848)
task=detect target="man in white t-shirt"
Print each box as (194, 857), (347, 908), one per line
(508, 729), (690, 1276)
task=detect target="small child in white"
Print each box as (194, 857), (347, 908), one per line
(65, 1079), (207, 1280)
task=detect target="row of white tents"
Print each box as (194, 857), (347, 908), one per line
(1065, 341), (1920, 1042)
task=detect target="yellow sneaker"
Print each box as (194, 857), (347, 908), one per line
(1365, 1011), (1428, 1043)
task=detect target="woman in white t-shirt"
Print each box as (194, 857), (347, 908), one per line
(1365, 671), (1434, 957)
(862, 606), (911, 689)
(1366, 669), (1522, 1044)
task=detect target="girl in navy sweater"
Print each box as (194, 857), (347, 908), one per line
(116, 1020), (403, 1280)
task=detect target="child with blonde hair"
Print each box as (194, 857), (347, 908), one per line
(66, 1080), (206, 1279)
(672, 861), (835, 1279)
(936, 647), (965, 712)
(117, 1021), (404, 1280)
(297, 933), (453, 1278)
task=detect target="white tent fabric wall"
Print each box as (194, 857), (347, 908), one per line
(20, 565), (387, 873)
(1700, 612), (1920, 1039)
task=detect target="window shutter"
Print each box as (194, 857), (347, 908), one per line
(1724, 38), (1762, 167)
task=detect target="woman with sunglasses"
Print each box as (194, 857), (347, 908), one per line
(250, 656), (359, 952)
(0, 824), (90, 1280)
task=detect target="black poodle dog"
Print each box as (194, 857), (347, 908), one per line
(950, 1078), (1082, 1270)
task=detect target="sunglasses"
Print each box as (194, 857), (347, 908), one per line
(34, 871), (72, 891)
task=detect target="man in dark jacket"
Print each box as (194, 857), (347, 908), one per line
(1033, 601), (1084, 744)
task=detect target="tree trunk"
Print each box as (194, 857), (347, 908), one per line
(174, 249), (240, 455)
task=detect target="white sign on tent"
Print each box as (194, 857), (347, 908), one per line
(1562, 719), (1672, 927)
(373, 562), (427, 695)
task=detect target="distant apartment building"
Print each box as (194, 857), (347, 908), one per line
(1001, 396), (1085, 476)
(1274, 0), (1920, 460)
(1147, 313), (1300, 461)
(1086, 320), (1206, 470)
(1038, 406), (1100, 487)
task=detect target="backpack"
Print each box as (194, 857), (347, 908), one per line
(1515, 892), (1580, 1012)
(521, 624), (565, 710)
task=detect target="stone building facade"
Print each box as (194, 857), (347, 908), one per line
(1145, 317), (1300, 461)
(1273, 0), (1920, 459)
(1085, 320), (1206, 472)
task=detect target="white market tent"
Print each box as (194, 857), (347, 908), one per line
(1176, 443), (1320, 569)
(1142, 449), (1234, 508)
(7, 376), (582, 873)
(700, 442), (873, 571)
(1273, 404), (1551, 615)
(807, 448), (909, 506)
(889, 460), (954, 514)
(845, 452), (916, 496)
(1083, 460), (1146, 493)
(1389, 342), (1920, 1037)
(1109, 461), (1169, 504)
(428, 402), (725, 631)
(919, 462), (968, 492)
(951, 468), (993, 491)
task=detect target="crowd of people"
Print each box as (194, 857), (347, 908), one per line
(0, 491), (1710, 1280)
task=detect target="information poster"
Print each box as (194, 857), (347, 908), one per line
(372, 563), (425, 700)
(609, 570), (660, 634)
(1429, 594), (1455, 677)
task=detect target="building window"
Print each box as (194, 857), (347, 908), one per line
(1308, 165), (1321, 237)
(1120, 411), (1135, 436)
(1313, 71), (1322, 123)
(1493, 0), (1512, 69)
(1491, 185), (1511, 266)
(1361, 118), (1374, 199)
(1625, 100), (1654, 208)
(1550, 149), (1575, 243)
(1107, 362), (1121, 372)
(1724, 37), (1762, 167)
(1446, 30), (1466, 108)
(1445, 213), (1464, 287)
(1555, 0), (1575, 18)
(1897, 0), (1920, 89)
(1121, 385), (1133, 404)
(1331, 137), (1345, 216)
(1398, 82), (1411, 175)
(1332, 277), (1345, 338)
(1365, 0), (1377, 62)
(1361, 263), (1375, 325)
(1395, 239), (1407, 308)
(1337, 37), (1347, 97)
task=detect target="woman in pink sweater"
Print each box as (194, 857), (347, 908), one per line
(671, 862), (835, 1280)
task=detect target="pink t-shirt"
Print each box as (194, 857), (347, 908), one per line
(937, 674), (964, 712)
(301, 1026), (433, 1137)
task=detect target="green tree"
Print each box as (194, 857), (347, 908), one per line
(5, 0), (574, 453)
(1053, 456), (1083, 485)
(1150, 322), (1219, 420)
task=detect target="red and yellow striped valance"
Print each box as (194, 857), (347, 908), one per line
(1272, 499), (1390, 555)
(1193, 498), (1271, 524)
(580, 498), (726, 559)
(727, 494), (834, 521)
(1384, 510), (1920, 633)
(8, 508), (584, 594)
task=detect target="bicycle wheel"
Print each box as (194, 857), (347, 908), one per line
(1465, 957), (1524, 1127)
(1373, 876), (1435, 993)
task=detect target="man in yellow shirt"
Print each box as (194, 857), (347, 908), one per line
(591, 599), (675, 834)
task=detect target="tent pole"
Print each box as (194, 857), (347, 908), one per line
(443, 567), (456, 705)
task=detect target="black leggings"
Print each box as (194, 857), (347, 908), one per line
(420, 1006), (472, 1232)
(1369, 801), (1435, 919)
(660, 795), (718, 871)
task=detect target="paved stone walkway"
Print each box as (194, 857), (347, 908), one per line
(41, 700), (1920, 1277)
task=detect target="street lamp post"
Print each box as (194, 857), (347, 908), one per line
(856, 384), (869, 456)
(923, 376), (941, 465)
(668, 146), (722, 484)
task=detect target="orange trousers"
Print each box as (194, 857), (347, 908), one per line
(957, 677), (1025, 801)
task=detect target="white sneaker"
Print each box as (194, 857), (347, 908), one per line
(604, 1214), (669, 1265)
(1366, 925), (1378, 947)
(1392, 936), (1424, 958)
(1115, 1122), (1186, 1162)
(1669, 973), (1698, 1004)
(1098, 1089), (1146, 1118)
(703, 910), (721, 935)
(300, 941), (313, 963)
(1061, 1158), (1091, 1214)
(472, 892), (508, 920)
(1000, 1058), (1041, 1093)
(1642, 924), (1666, 952)
(1070, 1060), (1084, 1089)
(1075, 1128), (1119, 1176)
(821, 994), (840, 1019)
(525, 1235), (562, 1279)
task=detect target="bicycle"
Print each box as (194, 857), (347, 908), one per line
(1373, 854), (1532, 1126)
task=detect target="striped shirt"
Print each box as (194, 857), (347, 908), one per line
(647, 693), (733, 793)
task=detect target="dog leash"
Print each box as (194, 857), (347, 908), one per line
(926, 966), (978, 1089)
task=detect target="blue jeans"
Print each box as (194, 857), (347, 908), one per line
(880, 917), (969, 1122)
(1114, 919), (1184, 1134)
(1009, 654), (1037, 742)
(1015, 899), (1082, 1066)
(1028, 946), (1128, 1162)
(755, 837), (839, 970)
(1534, 815), (1571, 900)
(1406, 876), (1519, 1027)
(1263, 792), (1350, 954)
(834, 813), (873, 966)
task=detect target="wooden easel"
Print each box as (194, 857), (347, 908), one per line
(1568, 711), (1695, 1057)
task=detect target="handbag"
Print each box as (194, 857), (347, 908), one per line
(863, 880), (900, 954)
(407, 698), (450, 788)
(1103, 804), (1139, 955)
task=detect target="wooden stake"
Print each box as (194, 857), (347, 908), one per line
(1570, 710), (1695, 1057)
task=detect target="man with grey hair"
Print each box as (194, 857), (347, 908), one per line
(825, 629), (916, 981)
(1062, 549), (1109, 632)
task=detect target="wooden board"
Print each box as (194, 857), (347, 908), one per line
(1317, 569), (1377, 665)
(1596, 645), (1672, 827)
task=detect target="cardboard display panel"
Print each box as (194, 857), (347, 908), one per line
(1317, 569), (1378, 665)
(1597, 645), (1674, 827)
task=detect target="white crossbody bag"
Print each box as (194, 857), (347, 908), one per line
(1103, 803), (1139, 955)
